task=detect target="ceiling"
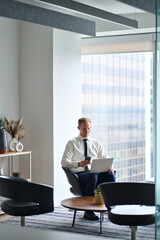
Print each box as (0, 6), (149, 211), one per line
(73, 0), (155, 37)
(15, 0), (156, 37)
(74, 0), (145, 15)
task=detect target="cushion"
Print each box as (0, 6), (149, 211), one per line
(1, 199), (40, 216)
(109, 205), (155, 226)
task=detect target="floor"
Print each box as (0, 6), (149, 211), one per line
(0, 210), (14, 222)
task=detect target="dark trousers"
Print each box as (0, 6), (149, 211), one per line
(75, 171), (116, 196)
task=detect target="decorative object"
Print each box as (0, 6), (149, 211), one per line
(16, 125), (25, 152)
(9, 138), (18, 152)
(16, 141), (24, 152)
(5, 117), (25, 152)
(0, 117), (8, 154)
(94, 189), (104, 205)
(12, 172), (20, 178)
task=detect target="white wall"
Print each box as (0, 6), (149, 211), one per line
(19, 21), (54, 185)
(0, 18), (19, 174)
(19, 23), (82, 205)
(0, 18), (19, 118)
(0, 18), (82, 206)
(53, 29), (81, 205)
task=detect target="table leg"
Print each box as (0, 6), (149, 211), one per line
(72, 210), (77, 227)
(29, 152), (32, 181)
(8, 157), (10, 176)
(8, 156), (12, 176)
(100, 212), (103, 234)
(10, 156), (13, 176)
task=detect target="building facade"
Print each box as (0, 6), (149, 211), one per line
(82, 52), (153, 182)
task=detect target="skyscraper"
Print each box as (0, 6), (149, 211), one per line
(82, 52), (153, 182)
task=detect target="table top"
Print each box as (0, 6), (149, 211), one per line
(0, 151), (32, 157)
(61, 196), (107, 212)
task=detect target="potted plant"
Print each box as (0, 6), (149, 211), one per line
(0, 117), (8, 153)
(94, 189), (104, 205)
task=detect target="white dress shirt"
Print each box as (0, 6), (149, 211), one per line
(61, 134), (108, 172)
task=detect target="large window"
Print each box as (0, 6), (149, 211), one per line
(82, 51), (153, 182)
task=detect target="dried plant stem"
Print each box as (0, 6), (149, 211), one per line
(5, 118), (25, 140)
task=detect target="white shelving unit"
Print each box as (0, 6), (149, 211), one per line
(0, 151), (32, 181)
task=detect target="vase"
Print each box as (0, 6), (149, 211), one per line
(16, 141), (24, 152)
(9, 138), (18, 152)
(95, 193), (104, 205)
(0, 129), (8, 153)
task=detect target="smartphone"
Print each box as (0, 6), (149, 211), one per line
(85, 156), (91, 161)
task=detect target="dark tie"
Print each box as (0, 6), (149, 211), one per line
(83, 139), (88, 157)
(83, 139), (88, 171)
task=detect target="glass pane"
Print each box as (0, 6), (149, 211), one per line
(155, 0), (160, 238)
(82, 51), (153, 182)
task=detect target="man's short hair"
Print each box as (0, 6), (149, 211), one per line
(78, 117), (91, 126)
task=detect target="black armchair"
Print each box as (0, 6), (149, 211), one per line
(62, 167), (84, 196)
(0, 175), (54, 226)
(99, 182), (155, 240)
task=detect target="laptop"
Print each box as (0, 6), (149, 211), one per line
(90, 158), (114, 173)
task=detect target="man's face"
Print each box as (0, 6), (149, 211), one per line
(78, 121), (91, 138)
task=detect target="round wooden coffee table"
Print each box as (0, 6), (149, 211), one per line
(61, 196), (107, 234)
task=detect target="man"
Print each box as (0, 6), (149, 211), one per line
(61, 117), (115, 220)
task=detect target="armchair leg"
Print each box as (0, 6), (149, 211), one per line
(21, 216), (25, 226)
(131, 226), (137, 240)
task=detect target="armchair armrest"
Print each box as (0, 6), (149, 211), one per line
(0, 176), (54, 213)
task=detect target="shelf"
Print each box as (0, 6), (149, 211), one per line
(0, 151), (32, 158)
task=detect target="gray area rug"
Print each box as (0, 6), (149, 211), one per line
(2, 206), (155, 240)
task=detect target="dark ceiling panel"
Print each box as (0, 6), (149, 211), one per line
(117, 0), (155, 14)
(0, 0), (95, 36)
(36, 0), (138, 28)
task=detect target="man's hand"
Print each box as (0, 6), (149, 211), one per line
(108, 168), (115, 174)
(78, 159), (90, 167)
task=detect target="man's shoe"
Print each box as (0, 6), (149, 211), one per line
(83, 211), (99, 221)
